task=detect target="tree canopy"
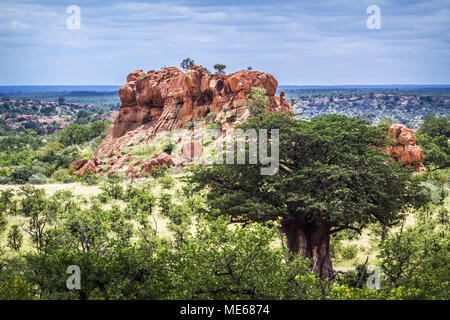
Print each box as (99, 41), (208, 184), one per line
(189, 110), (430, 277)
(416, 115), (449, 170)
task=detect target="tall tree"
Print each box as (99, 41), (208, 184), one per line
(189, 111), (429, 278)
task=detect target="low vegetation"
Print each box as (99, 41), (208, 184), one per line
(0, 88), (448, 300)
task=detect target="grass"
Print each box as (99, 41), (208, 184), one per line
(2, 167), (448, 274)
(0, 181), (174, 254)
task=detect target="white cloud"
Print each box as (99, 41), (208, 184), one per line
(0, 0), (448, 84)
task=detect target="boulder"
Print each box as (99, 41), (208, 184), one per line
(388, 124), (417, 145)
(69, 158), (88, 171)
(157, 152), (174, 167)
(387, 124), (426, 172)
(141, 158), (160, 173)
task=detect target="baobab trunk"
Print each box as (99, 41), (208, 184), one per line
(281, 216), (334, 279)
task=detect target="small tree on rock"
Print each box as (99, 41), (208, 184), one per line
(213, 64), (226, 75)
(180, 58), (195, 71)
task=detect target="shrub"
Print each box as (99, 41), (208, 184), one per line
(340, 245), (358, 261)
(338, 263), (370, 288)
(163, 143), (175, 155)
(28, 173), (47, 185)
(160, 175), (175, 190)
(62, 174), (75, 183)
(101, 176), (123, 200)
(151, 164), (168, 178)
(10, 166), (34, 184)
(0, 176), (12, 184)
(79, 170), (99, 185)
(7, 225), (23, 251)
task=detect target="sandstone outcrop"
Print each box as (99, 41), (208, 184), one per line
(141, 152), (174, 173)
(95, 65), (293, 157)
(70, 157), (103, 177)
(387, 124), (426, 172)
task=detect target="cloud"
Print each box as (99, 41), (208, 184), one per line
(0, 0), (448, 85)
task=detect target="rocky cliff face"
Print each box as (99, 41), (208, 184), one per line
(77, 66), (426, 178)
(95, 65), (292, 156)
(387, 124), (426, 172)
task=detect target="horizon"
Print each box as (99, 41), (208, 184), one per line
(2, 83), (450, 87)
(1, 0), (449, 85)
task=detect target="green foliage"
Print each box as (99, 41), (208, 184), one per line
(0, 213), (6, 235)
(57, 120), (110, 147)
(340, 245), (358, 261)
(180, 58), (195, 71)
(160, 175), (175, 189)
(378, 204), (449, 299)
(213, 64), (226, 75)
(416, 115), (449, 170)
(7, 225), (23, 251)
(189, 112), (428, 229)
(0, 189), (17, 215)
(18, 186), (53, 251)
(246, 87), (269, 117)
(79, 169), (99, 185)
(150, 164), (168, 178)
(28, 173), (47, 184)
(159, 193), (172, 217)
(9, 166), (34, 184)
(100, 176), (123, 200)
(338, 263), (370, 288)
(0, 177), (443, 300)
(163, 142), (175, 154)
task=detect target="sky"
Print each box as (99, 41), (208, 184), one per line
(0, 0), (449, 85)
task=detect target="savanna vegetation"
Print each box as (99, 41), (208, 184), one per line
(0, 87), (448, 300)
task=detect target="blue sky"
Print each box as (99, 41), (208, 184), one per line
(0, 0), (449, 85)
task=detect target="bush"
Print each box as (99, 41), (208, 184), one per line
(79, 170), (99, 185)
(340, 245), (358, 261)
(10, 166), (34, 184)
(28, 173), (47, 185)
(338, 263), (370, 288)
(151, 164), (168, 178)
(62, 174), (75, 184)
(0, 214), (6, 235)
(378, 205), (449, 299)
(0, 176), (12, 184)
(101, 176), (123, 199)
(7, 225), (23, 251)
(163, 143), (175, 154)
(160, 175), (175, 189)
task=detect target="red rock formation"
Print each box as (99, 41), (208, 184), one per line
(387, 124), (426, 172)
(74, 158), (103, 177)
(95, 65), (293, 156)
(141, 159), (160, 173)
(69, 158), (88, 171)
(141, 152), (175, 174)
(157, 152), (174, 167)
